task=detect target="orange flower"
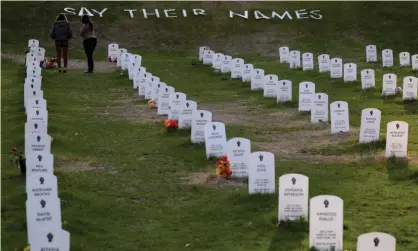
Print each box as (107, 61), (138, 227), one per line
(148, 100), (156, 109)
(164, 120), (178, 129)
(216, 156), (232, 178)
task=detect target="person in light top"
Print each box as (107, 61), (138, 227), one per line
(50, 13), (73, 73)
(80, 15), (97, 73)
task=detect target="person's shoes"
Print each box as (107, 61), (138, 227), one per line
(63, 68), (67, 73)
(58, 68), (62, 73)
(84, 71), (93, 73)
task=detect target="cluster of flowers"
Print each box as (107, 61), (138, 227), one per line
(107, 56), (118, 63)
(216, 156), (232, 179)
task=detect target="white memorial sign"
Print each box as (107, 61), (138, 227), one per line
(199, 46), (209, 61)
(26, 153), (54, 177)
(191, 110), (212, 143)
(248, 152), (275, 194)
(359, 108), (381, 143)
(357, 232), (396, 251)
(204, 122), (227, 158)
(289, 50), (301, 68)
(302, 52), (314, 71)
(263, 74), (279, 98)
(231, 58), (244, 79)
(360, 69), (375, 90)
(311, 93), (329, 123)
(385, 121), (408, 158)
(412, 54), (418, 70)
(382, 74), (397, 96)
(26, 173), (58, 199)
(298, 81), (315, 112)
(318, 54), (330, 73)
(203, 50), (214, 65)
(330, 58), (343, 79)
(279, 46), (290, 63)
(108, 43), (119, 59)
(25, 134), (52, 157)
(399, 52), (410, 66)
(242, 64), (254, 82)
(277, 80), (292, 103)
(212, 53), (224, 71)
(226, 138), (251, 178)
(278, 173), (309, 222)
(157, 86), (175, 115)
(382, 49), (393, 67)
(178, 100), (197, 129)
(25, 121), (47, 135)
(221, 55), (233, 73)
(330, 101), (349, 134)
(366, 45), (377, 62)
(343, 63), (357, 82)
(251, 69), (265, 90)
(30, 229), (70, 251)
(402, 76), (417, 100)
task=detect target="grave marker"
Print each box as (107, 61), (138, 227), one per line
(26, 98), (47, 113)
(263, 74), (279, 98)
(343, 63), (357, 82)
(27, 108), (48, 127)
(36, 47), (46, 62)
(28, 39), (39, 48)
(178, 100), (197, 129)
(221, 55), (233, 73)
(311, 93), (329, 123)
(360, 69), (375, 90)
(122, 52), (132, 70)
(399, 52), (410, 66)
(366, 45), (377, 62)
(30, 229), (70, 251)
(359, 108), (381, 143)
(289, 50), (301, 68)
(279, 46), (290, 63)
(138, 72), (152, 97)
(278, 173), (309, 222)
(248, 152), (275, 194)
(133, 67), (147, 89)
(199, 46), (209, 61)
(330, 101), (349, 134)
(402, 76), (418, 100)
(191, 110), (212, 143)
(242, 64), (254, 82)
(168, 105), (183, 121)
(203, 50), (214, 65)
(212, 53), (224, 71)
(108, 43), (119, 59)
(318, 54), (330, 73)
(117, 48), (127, 68)
(382, 49), (393, 67)
(302, 52), (314, 71)
(412, 54), (418, 70)
(26, 173), (58, 199)
(382, 74), (397, 96)
(298, 81), (315, 112)
(169, 92), (187, 108)
(309, 195), (344, 251)
(153, 82), (167, 105)
(25, 121), (47, 136)
(26, 153), (54, 177)
(357, 232), (396, 251)
(226, 138), (251, 178)
(157, 86), (175, 115)
(204, 122), (227, 158)
(25, 134), (52, 157)
(330, 58), (343, 79)
(385, 121), (408, 158)
(145, 76), (160, 100)
(231, 58), (244, 79)
(251, 69), (265, 90)
(26, 90), (44, 108)
(276, 80), (292, 103)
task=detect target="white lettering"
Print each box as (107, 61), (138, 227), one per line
(164, 9), (177, 18)
(309, 10), (323, 20)
(92, 8), (108, 17)
(182, 9), (187, 17)
(78, 7), (94, 17)
(124, 9), (137, 18)
(254, 10), (270, 19)
(229, 10), (248, 19)
(295, 9), (309, 19)
(63, 7), (76, 15)
(193, 9), (206, 16)
(272, 11), (293, 20)
(142, 9), (160, 18)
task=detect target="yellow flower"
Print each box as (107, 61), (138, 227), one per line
(24, 245), (30, 251)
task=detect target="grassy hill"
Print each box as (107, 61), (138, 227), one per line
(1, 1), (418, 251)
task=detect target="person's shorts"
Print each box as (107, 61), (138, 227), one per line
(55, 40), (69, 47)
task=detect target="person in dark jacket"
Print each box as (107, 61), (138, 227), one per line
(80, 15), (97, 73)
(50, 13), (73, 73)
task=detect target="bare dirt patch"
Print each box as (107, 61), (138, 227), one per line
(199, 102), (305, 128)
(185, 172), (247, 189)
(55, 157), (117, 174)
(2, 53), (116, 72)
(99, 92), (165, 124)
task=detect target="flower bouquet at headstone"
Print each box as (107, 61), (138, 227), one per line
(107, 56), (117, 63)
(40, 57), (58, 69)
(216, 156), (232, 179)
(148, 99), (157, 109)
(164, 119), (178, 131)
(11, 147), (26, 174)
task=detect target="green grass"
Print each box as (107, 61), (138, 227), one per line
(2, 1), (418, 251)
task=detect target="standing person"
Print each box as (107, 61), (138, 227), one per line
(80, 15), (97, 73)
(50, 13), (73, 73)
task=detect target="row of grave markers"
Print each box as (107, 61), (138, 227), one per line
(24, 39), (70, 251)
(200, 46), (411, 158)
(107, 42), (400, 250)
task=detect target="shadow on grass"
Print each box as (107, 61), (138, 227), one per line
(268, 219), (308, 251)
(385, 157), (416, 181)
(402, 100), (418, 114)
(305, 139), (386, 156)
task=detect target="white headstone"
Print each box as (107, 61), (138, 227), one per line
(318, 54), (331, 73)
(25, 121), (47, 135)
(382, 49), (394, 67)
(191, 110), (212, 143)
(138, 72), (152, 97)
(25, 134), (52, 157)
(382, 74), (397, 96)
(399, 52), (410, 66)
(302, 52), (314, 71)
(26, 153), (54, 177)
(412, 54), (418, 70)
(212, 53), (224, 70)
(153, 82), (167, 104)
(309, 195), (344, 251)
(128, 54), (142, 80)
(330, 101), (349, 134)
(204, 122), (227, 159)
(122, 53), (132, 70)
(117, 48), (127, 67)
(289, 50), (301, 68)
(276, 80), (292, 103)
(133, 67), (147, 89)
(263, 74), (279, 98)
(108, 43), (119, 59)
(220, 55), (233, 73)
(357, 232), (396, 251)
(169, 92), (187, 108)
(26, 173), (58, 199)
(311, 93), (329, 123)
(330, 58), (343, 79)
(279, 46), (290, 63)
(25, 79), (41, 106)
(343, 63), (357, 82)
(248, 152), (275, 194)
(298, 81), (315, 112)
(359, 108), (381, 143)
(231, 58), (244, 79)
(199, 46), (209, 61)
(168, 105), (183, 121)
(242, 64), (254, 82)
(28, 39), (39, 48)
(203, 50), (214, 65)
(366, 45), (377, 62)
(226, 138), (251, 178)
(26, 90), (44, 109)
(26, 98), (47, 112)
(30, 229), (70, 251)
(36, 47), (46, 61)
(278, 174), (309, 222)
(26, 53), (39, 68)
(361, 69), (375, 90)
(402, 76), (418, 100)
(251, 69), (265, 90)
(157, 86), (175, 115)
(27, 65), (42, 78)
(385, 121), (408, 158)
(178, 100), (197, 129)
(26, 197), (62, 245)
(27, 108), (48, 127)
(145, 76), (160, 100)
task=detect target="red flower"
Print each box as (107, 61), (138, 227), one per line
(12, 147), (17, 153)
(221, 156), (228, 162)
